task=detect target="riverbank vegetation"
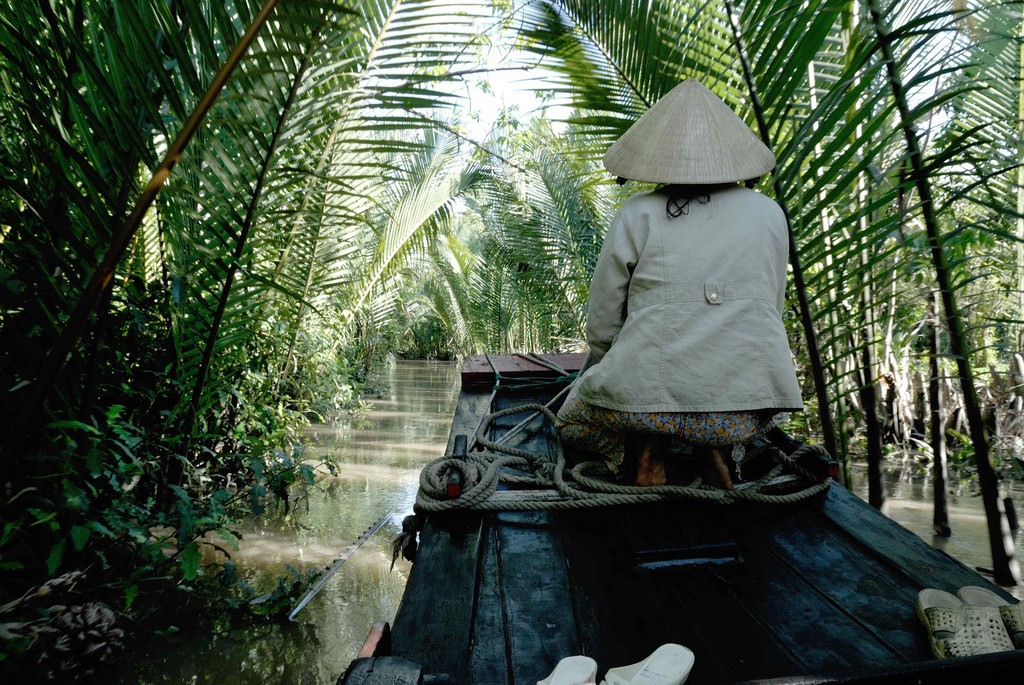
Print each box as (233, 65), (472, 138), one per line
(2, 0), (1024, 678)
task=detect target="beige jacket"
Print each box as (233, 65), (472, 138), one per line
(577, 186), (803, 413)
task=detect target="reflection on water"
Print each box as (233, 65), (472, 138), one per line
(118, 361), (460, 684)
(849, 462), (1024, 600)
(120, 362), (1024, 682)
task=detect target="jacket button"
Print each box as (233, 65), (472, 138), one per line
(709, 293), (719, 301)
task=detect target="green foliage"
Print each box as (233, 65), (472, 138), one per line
(3, 0), (1024, 673)
(2, 0), (491, 658)
(240, 564), (320, 620)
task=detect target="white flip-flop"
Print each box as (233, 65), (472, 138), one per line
(601, 643), (695, 685)
(538, 655), (598, 685)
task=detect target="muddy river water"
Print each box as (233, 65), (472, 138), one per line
(120, 360), (1024, 683)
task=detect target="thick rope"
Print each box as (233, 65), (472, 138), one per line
(414, 403), (831, 513)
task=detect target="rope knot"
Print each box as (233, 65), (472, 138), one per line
(534, 461), (556, 481)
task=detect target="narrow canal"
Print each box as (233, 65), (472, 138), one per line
(119, 360), (460, 684)
(120, 360), (1024, 683)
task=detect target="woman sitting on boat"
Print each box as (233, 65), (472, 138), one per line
(556, 79), (803, 489)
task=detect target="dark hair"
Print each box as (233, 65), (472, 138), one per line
(658, 182), (736, 217)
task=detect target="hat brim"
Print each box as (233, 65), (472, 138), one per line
(603, 80), (775, 184)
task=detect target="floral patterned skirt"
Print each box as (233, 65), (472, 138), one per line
(555, 383), (775, 476)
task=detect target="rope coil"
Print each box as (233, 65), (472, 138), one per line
(414, 402), (831, 513)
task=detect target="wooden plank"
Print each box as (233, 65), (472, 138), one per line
(488, 391), (563, 460)
(488, 395), (581, 684)
(558, 504), (800, 683)
(389, 390), (493, 682)
(496, 510), (580, 685)
(820, 486), (1010, 596)
(557, 510), (607, 669)
(336, 657), (421, 685)
(389, 514), (483, 682)
(559, 506), (737, 683)
(446, 390), (496, 454)
(461, 353), (585, 388)
(617, 504), (806, 683)
(716, 523), (904, 675)
(620, 503), (742, 569)
(584, 500), (897, 681)
(356, 621), (391, 658)
(738, 649), (1024, 684)
(733, 505), (931, 661)
(655, 565), (805, 682)
(467, 523), (509, 684)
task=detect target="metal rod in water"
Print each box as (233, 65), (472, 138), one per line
(289, 512), (392, 620)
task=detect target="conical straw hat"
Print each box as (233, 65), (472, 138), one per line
(603, 80), (775, 184)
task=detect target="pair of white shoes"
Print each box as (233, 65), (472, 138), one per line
(917, 586), (1024, 659)
(538, 644), (694, 685)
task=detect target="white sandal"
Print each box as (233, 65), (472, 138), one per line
(601, 644), (694, 685)
(538, 655), (598, 685)
(957, 585), (1024, 649)
(917, 588), (1014, 659)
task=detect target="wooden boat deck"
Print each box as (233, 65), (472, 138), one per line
(344, 354), (1024, 684)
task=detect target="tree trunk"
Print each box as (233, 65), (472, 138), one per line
(929, 291), (951, 537)
(848, 12), (884, 491)
(808, 53), (859, 485)
(1017, 5), (1024, 350)
(912, 371), (926, 440)
(860, 340), (885, 510)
